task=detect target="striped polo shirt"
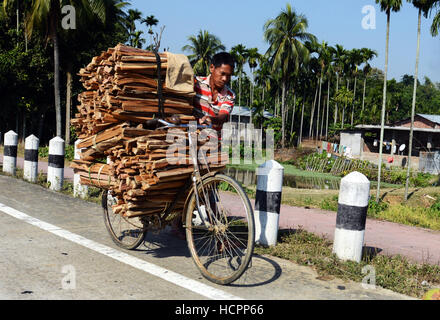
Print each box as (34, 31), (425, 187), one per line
(194, 75), (235, 127)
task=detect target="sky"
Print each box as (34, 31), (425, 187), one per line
(130, 0), (440, 83)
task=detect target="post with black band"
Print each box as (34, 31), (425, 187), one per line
(74, 139), (88, 198)
(254, 160), (284, 246)
(24, 134), (40, 183)
(3, 130), (18, 175)
(47, 136), (65, 191)
(332, 171), (370, 263)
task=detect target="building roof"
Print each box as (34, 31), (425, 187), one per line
(230, 106), (274, 119)
(417, 114), (440, 125)
(355, 124), (440, 133)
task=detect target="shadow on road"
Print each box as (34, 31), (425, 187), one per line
(136, 226), (192, 258)
(227, 254), (283, 288)
(131, 227), (283, 287)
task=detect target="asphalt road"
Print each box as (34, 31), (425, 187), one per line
(0, 174), (415, 300)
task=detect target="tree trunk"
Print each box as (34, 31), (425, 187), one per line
(309, 81), (318, 138)
(404, 8), (422, 201)
(290, 93), (296, 136)
(320, 96), (325, 138)
(281, 81), (286, 148)
(316, 74), (323, 140)
(376, 11), (391, 202)
(298, 94), (305, 147)
(65, 64), (72, 145)
(238, 70), (242, 126)
(52, 18), (62, 138)
(334, 73), (339, 125)
(362, 77), (367, 115)
(351, 75), (357, 126)
(22, 108), (26, 141)
(326, 79), (330, 140)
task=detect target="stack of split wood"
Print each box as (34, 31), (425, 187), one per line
(70, 44), (227, 218)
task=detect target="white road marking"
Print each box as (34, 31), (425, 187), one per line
(0, 202), (243, 300)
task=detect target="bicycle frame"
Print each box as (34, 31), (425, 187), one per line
(150, 120), (217, 228)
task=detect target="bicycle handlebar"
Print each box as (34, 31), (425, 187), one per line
(157, 119), (212, 130)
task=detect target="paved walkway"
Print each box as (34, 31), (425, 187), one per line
(222, 192), (440, 266)
(2, 156), (440, 266)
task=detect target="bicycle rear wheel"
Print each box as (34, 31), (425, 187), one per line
(185, 174), (255, 285)
(102, 191), (146, 250)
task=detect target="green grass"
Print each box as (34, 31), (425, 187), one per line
(228, 162), (401, 189)
(229, 162), (340, 180)
(255, 228), (440, 299)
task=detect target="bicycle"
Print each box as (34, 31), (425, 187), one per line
(101, 119), (255, 285)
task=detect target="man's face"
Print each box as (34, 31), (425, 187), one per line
(209, 64), (233, 90)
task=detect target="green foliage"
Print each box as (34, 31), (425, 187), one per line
(263, 117), (282, 146)
(368, 199), (389, 216)
(38, 145), (74, 161)
(65, 145), (75, 162)
(295, 152), (435, 187)
(38, 146), (49, 158)
(431, 197), (440, 212)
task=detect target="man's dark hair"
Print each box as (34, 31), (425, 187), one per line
(211, 52), (235, 69)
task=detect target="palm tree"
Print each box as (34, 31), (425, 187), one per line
(264, 3), (315, 148)
(404, 0), (434, 201)
(375, 0), (403, 202)
(247, 47), (260, 107)
(125, 9), (142, 47)
(141, 14), (158, 46)
(360, 48), (378, 116)
(430, 1), (440, 35)
(254, 55), (271, 109)
(230, 44), (248, 112)
(331, 44), (347, 126)
(183, 30), (225, 76)
(5, 0), (108, 138)
(325, 46), (335, 139)
(131, 30), (146, 48)
(347, 48), (363, 126)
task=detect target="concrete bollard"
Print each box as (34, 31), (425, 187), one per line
(254, 160), (284, 246)
(73, 140), (88, 198)
(47, 136), (65, 191)
(24, 135), (40, 183)
(3, 130), (18, 175)
(332, 171), (370, 263)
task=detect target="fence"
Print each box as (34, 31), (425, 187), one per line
(419, 152), (440, 175)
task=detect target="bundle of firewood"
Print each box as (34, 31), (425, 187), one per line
(70, 44), (227, 218)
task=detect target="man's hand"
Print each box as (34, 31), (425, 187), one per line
(199, 116), (212, 126)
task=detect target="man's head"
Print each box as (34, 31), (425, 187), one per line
(209, 52), (235, 91)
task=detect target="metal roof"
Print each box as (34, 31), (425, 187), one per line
(355, 124), (440, 133)
(417, 114), (440, 125)
(230, 106), (274, 119)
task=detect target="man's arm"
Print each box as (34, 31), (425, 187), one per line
(198, 113), (229, 126)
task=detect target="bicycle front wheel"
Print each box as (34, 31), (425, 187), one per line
(102, 191), (146, 250)
(185, 174), (255, 285)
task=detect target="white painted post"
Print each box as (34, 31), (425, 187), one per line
(47, 136), (65, 191)
(3, 130), (18, 175)
(24, 135), (39, 183)
(254, 160), (284, 246)
(333, 171), (370, 262)
(73, 140), (88, 198)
